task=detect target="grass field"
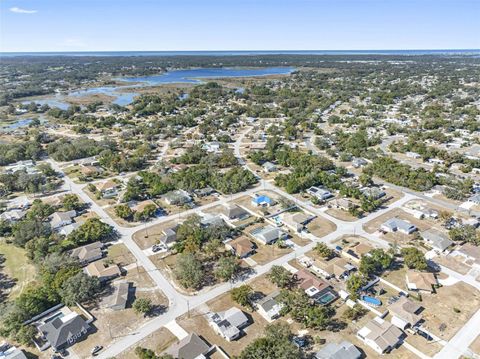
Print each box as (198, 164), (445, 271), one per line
(0, 241), (37, 299)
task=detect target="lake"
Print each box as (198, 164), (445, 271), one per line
(23, 67), (294, 109)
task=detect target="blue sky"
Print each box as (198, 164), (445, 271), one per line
(1, 0), (479, 52)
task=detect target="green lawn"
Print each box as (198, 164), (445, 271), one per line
(0, 241), (37, 299)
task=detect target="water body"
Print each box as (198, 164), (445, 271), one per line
(121, 67), (295, 84)
(23, 67), (294, 108)
(2, 50), (480, 57)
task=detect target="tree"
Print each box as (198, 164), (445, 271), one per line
(346, 273), (368, 299)
(68, 218), (114, 246)
(401, 247), (428, 271)
(59, 272), (101, 305)
(115, 204), (134, 221)
(359, 249), (393, 276)
(449, 225), (479, 245)
(133, 204), (157, 222)
(238, 322), (301, 359)
(175, 253), (204, 289)
(133, 298), (153, 316)
(12, 219), (50, 247)
(230, 285), (253, 309)
(214, 255), (240, 281)
(342, 304), (368, 321)
(268, 265), (294, 288)
(359, 173), (373, 187)
(134, 347), (174, 359)
(61, 194), (83, 211)
(315, 243), (334, 259)
(26, 200), (55, 220)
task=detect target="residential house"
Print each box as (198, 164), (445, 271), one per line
(314, 341), (361, 359)
(207, 307), (250, 341)
(251, 194), (274, 207)
(295, 269), (337, 305)
(308, 257), (356, 280)
(85, 261), (121, 282)
(421, 229), (453, 252)
(70, 241), (104, 265)
(406, 152), (422, 159)
(80, 165), (103, 178)
(220, 203), (250, 221)
(388, 297), (423, 330)
(97, 180), (119, 198)
(0, 346), (28, 359)
(193, 186), (215, 198)
(380, 218), (417, 234)
(106, 282), (130, 311)
(36, 310), (90, 352)
(166, 333), (212, 359)
(159, 224), (179, 247)
(361, 187), (386, 200)
(352, 157), (368, 168)
(256, 291), (283, 323)
(6, 196), (31, 211)
(58, 223), (80, 236)
(282, 212), (315, 233)
(203, 141), (221, 153)
(50, 210), (76, 229)
(405, 270), (438, 293)
(335, 198), (356, 211)
(200, 213), (225, 228)
(468, 194), (480, 205)
(226, 237), (255, 258)
(163, 190), (192, 206)
(357, 317), (404, 354)
(0, 209), (26, 223)
(250, 225), (286, 245)
(307, 186), (333, 201)
(4, 160), (38, 175)
(262, 161), (277, 173)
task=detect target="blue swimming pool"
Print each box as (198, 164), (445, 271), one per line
(362, 295), (382, 306)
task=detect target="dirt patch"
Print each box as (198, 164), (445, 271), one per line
(436, 255), (471, 275)
(325, 208), (358, 222)
(133, 220), (179, 249)
(307, 216), (337, 238)
(73, 289), (168, 358)
(107, 243), (136, 267)
(421, 282), (480, 340)
(116, 327), (177, 359)
(250, 244), (292, 265)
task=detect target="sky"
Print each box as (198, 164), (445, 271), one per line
(1, 0), (479, 52)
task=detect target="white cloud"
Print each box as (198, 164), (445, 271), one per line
(10, 7), (38, 14)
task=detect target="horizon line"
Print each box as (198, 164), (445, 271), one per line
(1, 48), (480, 55)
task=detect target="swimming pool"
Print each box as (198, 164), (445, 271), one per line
(317, 291), (337, 305)
(362, 295), (382, 306)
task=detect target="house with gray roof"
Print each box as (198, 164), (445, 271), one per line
(50, 210), (76, 229)
(380, 218), (417, 234)
(70, 241), (104, 265)
(220, 203), (250, 221)
(106, 282), (130, 311)
(315, 341), (362, 359)
(207, 307), (249, 341)
(166, 333), (212, 359)
(256, 291), (283, 322)
(361, 186), (386, 200)
(157, 224), (179, 247)
(0, 345), (28, 359)
(37, 312), (90, 351)
(421, 229), (453, 252)
(250, 225), (286, 245)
